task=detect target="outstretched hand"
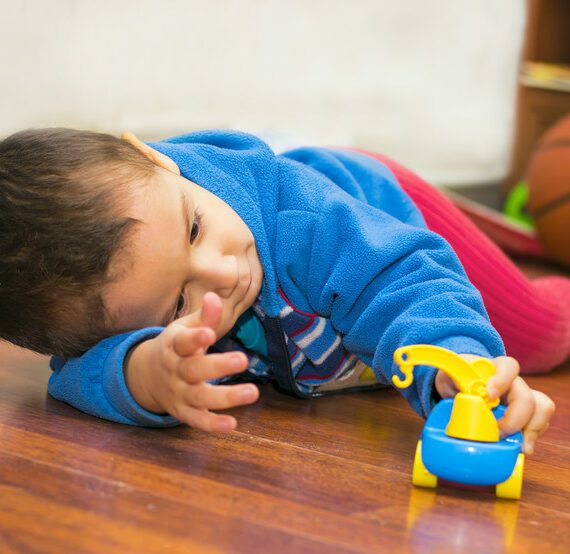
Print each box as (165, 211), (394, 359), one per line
(435, 355), (555, 454)
(125, 292), (259, 432)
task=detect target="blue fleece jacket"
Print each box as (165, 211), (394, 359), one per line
(48, 130), (504, 426)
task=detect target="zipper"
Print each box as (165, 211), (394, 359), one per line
(261, 316), (309, 399)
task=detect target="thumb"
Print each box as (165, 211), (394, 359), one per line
(176, 292), (223, 331)
(434, 370), (459, 398)
(200, 292), (223, 329)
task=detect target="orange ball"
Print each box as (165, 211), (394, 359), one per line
(527, 114), (570, 268)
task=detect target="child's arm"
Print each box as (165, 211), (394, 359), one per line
(437, 355), (555, 454)
(279, 206), (502, 415)
(48, 293), (258, 429)
(276, 155), (505, 417)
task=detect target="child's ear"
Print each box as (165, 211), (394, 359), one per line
(121, 131), (180, 175)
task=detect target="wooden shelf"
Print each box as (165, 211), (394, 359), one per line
(502, 0), (570, 195)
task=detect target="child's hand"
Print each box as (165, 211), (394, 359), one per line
(434, 355), (555, 454)
(125, 292), (259, 432)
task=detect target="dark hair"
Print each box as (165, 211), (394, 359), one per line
(0, 128), (156, 357)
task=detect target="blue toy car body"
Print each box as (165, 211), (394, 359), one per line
(421, 399), (523, 486)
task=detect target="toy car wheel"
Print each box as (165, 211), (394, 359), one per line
(412, 440), (437, 488)
(496, 453), (524, 500)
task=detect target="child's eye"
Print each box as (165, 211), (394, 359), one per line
(174, 293), (187, 319)
(190, 210), (202, 244)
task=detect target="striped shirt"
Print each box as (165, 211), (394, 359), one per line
(215, 289), (360, 393)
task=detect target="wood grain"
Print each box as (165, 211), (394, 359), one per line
(1, 264), (569, 553)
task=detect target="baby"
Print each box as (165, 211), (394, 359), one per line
(0, 127), (562, 455)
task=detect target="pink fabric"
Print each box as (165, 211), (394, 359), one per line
(359, 150), (570, 374)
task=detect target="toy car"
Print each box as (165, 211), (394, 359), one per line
(392, 345), (524, 500)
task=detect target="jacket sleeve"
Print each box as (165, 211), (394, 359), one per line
(275, 161), (504, 417)
(48, 328), (180, 427)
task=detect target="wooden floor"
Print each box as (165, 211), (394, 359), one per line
(1, 263), (569, 553)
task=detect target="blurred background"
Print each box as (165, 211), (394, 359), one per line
(0, 0), (529, 188)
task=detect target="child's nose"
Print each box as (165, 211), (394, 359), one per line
(194, 253), (239, 297)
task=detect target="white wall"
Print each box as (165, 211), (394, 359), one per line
(0, 0), (526, 185)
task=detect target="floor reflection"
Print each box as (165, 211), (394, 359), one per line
(406, 486), (520, 551)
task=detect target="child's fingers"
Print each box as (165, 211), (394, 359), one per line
(175, 406), (238, 433)
(179, 351), (249, 384)
(185, 382), (259, 412)
(497, 377), (535, 437)
(486, 356), (520, 400)
(170, 325), (216, 357)
(523, 390), (556, 455)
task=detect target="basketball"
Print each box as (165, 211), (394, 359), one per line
(527, 114), (570, 268)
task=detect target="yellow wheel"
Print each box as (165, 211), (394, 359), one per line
(412, 441), (437, 488)
(496, 453), (524, 500)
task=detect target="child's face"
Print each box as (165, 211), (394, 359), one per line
(102, 167), (264, 339)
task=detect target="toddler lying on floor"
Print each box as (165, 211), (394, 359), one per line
(0, 128), (563, 454)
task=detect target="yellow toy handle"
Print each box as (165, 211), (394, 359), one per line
(392, 345), (499, 408)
